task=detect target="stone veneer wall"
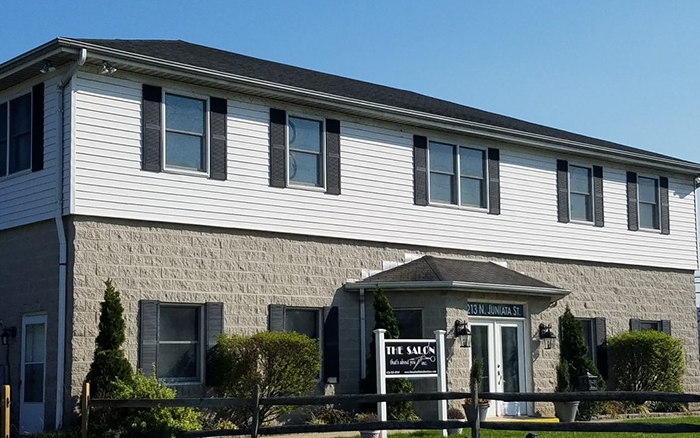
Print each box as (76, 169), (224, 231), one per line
(0, 220), (60, 429)
(68, 216), (700, 417)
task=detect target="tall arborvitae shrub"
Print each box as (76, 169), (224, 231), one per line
(86, 279), (134, 398)
(363, 287), (417, 420)
(559, 306), (604, 419)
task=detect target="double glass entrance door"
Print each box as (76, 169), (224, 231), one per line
(470, 320), (526, 417)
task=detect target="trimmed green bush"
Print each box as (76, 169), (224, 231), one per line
(558, 306), (604, 420)
(211, 331), (321, 427)
(609, 330), (685, 411)
(363, 287), (418, 421)
(108, 372), (201, 437)
(86, 279), (133, 398)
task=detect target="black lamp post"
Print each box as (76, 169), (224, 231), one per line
(538, 323), (556, 350)
(454, 320), (472, 348)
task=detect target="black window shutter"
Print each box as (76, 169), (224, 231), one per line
(413, 135), (428, 206)
(556, 160), (569, 223)
(629, 318), (641, 331)
(627, 171), (639, 231)
(593, 165), (604, 227)
(206, 302), (224, 350)
(594, 317), (608, 380)
(323, 306), (340, 384)
(142, 85), (162, 172)
(205, 302), (224, 386)
(661, 319), (672, 336)
(269, 108), (287, 188)
(487, 148), (500, 215)
(659, 176), (670, 235)
(268, 304), (286, 331)
(139, 300), (159, 377)
(325, 119), (341, 195)
(31, 82), (45, 172)
(209, 97), (227, 181)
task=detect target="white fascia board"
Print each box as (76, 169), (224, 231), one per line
(344, 280), (570, 298)
(52, 38), (700, 176)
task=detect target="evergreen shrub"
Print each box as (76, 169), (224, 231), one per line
(558, 306), (604, 420)
(362, 287), (418, 421)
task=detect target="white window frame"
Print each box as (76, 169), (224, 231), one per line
(285, 113), (326, 190)
(284, 306), (324, 378)
(637, 174), (660, 231)
(427, 139), (489, 211)
(0, 89), (33, 182)
(161, 89), (210, 177)
(393, 307), (424, 339)
(568, 164), (594, 224)
(156, 303), (205, 384)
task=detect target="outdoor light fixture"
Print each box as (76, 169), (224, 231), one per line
(454, 320), (471, 348)
(100, 61), (117, 75)
(0, 326), (16, 346)
(39, 61), (55, 74)
(538, 323), (556, 350)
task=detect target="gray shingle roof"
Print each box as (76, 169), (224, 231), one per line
(354, 255), (557, 289)
(69, 38), (693, 165)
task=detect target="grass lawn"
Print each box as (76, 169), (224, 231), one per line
(378, 417), (700, 438)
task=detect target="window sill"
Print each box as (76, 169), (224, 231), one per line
(0, 168), (33, 183)
(160, 379), (203, 386)
(428, 202), (489, 214)
(161, 167), (210, 178)
(636, 227), (662, 234)
(287, 183), (326, 193)
(568, 220), (596, 227)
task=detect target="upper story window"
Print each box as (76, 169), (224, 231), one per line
(429, 141), (486, 208)
(164, 93), (207, 172)
(569, 165), (592, 222)
(157, 305), (201, 381)
(288, 116), (324, 187)
(638, 176), (659, 230)
(0, 93), (32, 178)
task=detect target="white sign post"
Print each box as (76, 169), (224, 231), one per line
(374, 329), (448, 438)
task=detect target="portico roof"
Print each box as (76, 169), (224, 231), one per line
(345, 255), (569, 299)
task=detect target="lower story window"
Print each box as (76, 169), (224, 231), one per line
(394, 308), (423, 339)
(157, 305), (202, 381)
(285, 308), (321, 342)
(578, 319), (596, 364)
(641, 320), (661, 331)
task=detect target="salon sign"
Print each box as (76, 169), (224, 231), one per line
(384, 340), (438, 375)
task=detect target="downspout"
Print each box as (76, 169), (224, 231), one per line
(55, 48), (87, 429)
(359, 288), (366, 379)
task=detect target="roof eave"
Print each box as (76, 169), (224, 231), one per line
(344, 280), (570, 299)
(0, 39), (81, 81)
(7, 38), (699, 175)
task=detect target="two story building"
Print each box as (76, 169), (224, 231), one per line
(1, 38), (699, 433)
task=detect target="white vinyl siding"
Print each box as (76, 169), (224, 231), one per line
(0, 77), (62, 230)
(68, 72), (698, 270)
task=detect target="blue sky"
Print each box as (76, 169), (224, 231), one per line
(2, 1), (700, 162)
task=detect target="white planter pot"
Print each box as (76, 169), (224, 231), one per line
(554, 401), (580, 423)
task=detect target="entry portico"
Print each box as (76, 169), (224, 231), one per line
(346, 255), (570, 418)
